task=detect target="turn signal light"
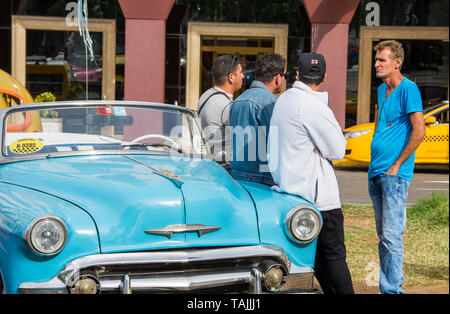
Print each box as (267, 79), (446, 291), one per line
(265, 267), (284, 289)
(73, 276), (99, 294)
(260, 261), (287, 291)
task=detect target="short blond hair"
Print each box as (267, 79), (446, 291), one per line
(374, 40), (404, 63)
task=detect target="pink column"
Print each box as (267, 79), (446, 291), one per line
(123, 19), (166, 102)
(118, 0), (175, 140)
(302, 0), (360, 129)
(118, 0), (175, 102)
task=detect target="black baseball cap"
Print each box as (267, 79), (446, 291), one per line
(297, 52), (326, 79)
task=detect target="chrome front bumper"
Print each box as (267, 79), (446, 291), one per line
(18, 245), (315, 294)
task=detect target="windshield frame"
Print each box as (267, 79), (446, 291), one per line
(0, 100), (209, 164)
(423, 101), (449, 115)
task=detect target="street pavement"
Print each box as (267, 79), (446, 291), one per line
(335, 165), (449, 206)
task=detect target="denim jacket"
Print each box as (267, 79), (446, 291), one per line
(229, 81), (277, 185)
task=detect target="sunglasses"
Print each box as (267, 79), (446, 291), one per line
(279, 72), (289, 78)
(227, 55), (238, 75)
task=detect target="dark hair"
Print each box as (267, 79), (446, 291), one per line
(299, 68), (325, 86)
(255, 53), (286, 83)
(212, 55), (241, 86)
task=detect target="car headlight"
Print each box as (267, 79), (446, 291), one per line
(23, 215), (68, 255)
(285, 205), (322, 244)
(343, 129), (371, 139)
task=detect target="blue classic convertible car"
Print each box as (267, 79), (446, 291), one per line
(0, 101), (322, 294)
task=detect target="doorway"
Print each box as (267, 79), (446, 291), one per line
(186, 22), (288, 109)
(11, 15), (116, 101)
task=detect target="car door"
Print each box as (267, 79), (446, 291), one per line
(416, 106), (449, 164)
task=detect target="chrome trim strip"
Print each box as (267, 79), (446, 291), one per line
(145, 224), (220, 239)
(19, 277), (67, 294)
(0, 149), (204, 165)
(289, 264), (314, 274)
(61, 246), (286, 276)
(108, 268), (258, 293)
(0, 100), (197, 116)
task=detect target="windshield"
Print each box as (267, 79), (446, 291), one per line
(2, 103), (204, 159)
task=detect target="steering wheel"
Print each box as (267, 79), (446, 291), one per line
(130, 134), (180, 149)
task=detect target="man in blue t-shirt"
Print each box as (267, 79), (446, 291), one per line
(368, 40), (426, 294)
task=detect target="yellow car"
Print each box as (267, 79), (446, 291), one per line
(0, 68), (42, 132)
(335, 101), (449, 166)
(26, 61), (72, 101)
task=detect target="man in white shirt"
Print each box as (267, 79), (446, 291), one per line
(268, 53), (354, 294)
(198, 55), (244, 167)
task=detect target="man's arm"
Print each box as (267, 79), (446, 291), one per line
(304, 105), (346, 161)
(386, 111), (426, 175)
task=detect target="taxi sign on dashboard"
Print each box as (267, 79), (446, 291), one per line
(10, 138), (44, 154)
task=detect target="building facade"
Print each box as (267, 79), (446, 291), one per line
(1, 0), (448, 128)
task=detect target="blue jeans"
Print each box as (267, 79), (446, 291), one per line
(368, 174), (411, 294)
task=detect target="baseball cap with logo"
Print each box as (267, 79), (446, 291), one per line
(297, 52), (326, 79)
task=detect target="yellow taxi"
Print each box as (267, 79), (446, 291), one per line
(335, 101), (449, 166)
(0, 68), (42, 132)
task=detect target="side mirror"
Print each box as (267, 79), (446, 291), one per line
(424, 116), (437, 125)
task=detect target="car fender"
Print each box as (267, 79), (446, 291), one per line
(238, 181), (321, 269)
(0, 181), (100, 294)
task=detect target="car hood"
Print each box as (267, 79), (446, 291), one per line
(344, 122), (374, 132)
(0, 154), (259, 253)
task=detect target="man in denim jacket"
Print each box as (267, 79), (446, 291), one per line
(229, 53), (286, 185)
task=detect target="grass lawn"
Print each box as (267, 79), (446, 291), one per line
(342, 192), (449, 290)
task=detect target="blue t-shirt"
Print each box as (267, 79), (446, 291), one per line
(368, 77), (423, 181)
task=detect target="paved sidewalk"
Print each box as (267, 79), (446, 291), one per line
(335, 166), (449, 206)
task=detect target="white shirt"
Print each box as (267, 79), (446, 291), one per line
(267, 81), (346, 211)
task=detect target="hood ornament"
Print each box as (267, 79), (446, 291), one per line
(145, 224), (221, 239)
(121, 155), (184, 188)
(152, 169), (184, 188)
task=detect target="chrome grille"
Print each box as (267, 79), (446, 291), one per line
(19, 245), (316, 294)
(68, 247), (283, 293)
